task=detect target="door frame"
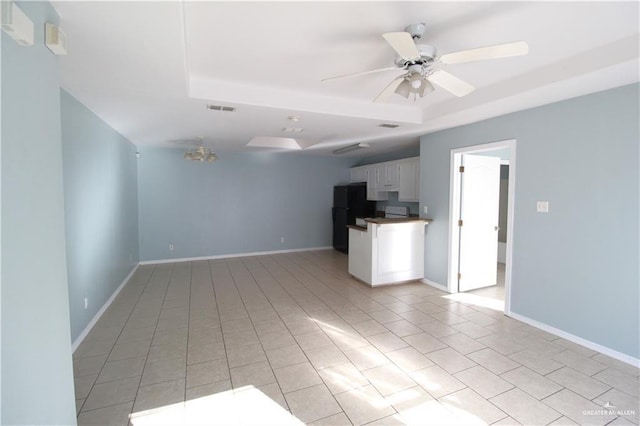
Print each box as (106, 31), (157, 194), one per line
(447, 139), (516, 315)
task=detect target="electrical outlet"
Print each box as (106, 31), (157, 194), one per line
(169, 244), (175, 251)
(84, 297), (88, 309)
(280, 237), (285, 243)
(536, 201), (549, 213)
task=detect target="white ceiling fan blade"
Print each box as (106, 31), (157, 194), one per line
(427, 70), (475, 97)
(321, 66), (397, 82)
(373, 76), (405, 103)
(382, 32), (420, 61)
(439, 41), (529, 65)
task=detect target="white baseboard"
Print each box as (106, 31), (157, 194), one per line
(139, 246), (334, 265)
(509, 312), (640, 368)
(72, 263), (139, 352)
(421, 278), (450, 293)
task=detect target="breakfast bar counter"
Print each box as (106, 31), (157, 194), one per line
(348, 218), (431, 287)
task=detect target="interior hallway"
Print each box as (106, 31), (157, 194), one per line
(73, 251), (639, 425)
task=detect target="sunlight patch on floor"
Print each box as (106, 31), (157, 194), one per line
(129, 386), (303, 426)
(442, 292), (504, 312)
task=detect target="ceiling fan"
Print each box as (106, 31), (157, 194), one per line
(322, 23), (528, 103)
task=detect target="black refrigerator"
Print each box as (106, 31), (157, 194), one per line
(332, 183), (376, 253)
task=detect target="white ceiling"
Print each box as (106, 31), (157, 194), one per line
(54, 1), (639, 157)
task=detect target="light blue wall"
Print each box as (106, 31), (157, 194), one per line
(138, 148), (354, 261)
(61, 90), (139, 342)
(420, 83), (639, 358)
(1, 1), (76, 423)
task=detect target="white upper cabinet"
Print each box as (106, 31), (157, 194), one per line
(367, 180), (389, 201)
(370, 163), (385, 188)
(367, 165), (388, 200)
(378, 162), (400, 191)
(398, 158), (420, 202)
(350, 157), (419, 201)
(349, 166), (368, 183)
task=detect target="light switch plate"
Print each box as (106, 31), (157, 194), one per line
(537, 201), (549, 213)
(423, 206), (428, 214)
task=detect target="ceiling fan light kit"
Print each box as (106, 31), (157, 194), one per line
(395, 80), (411, 98)
(322, 22), (528, 103)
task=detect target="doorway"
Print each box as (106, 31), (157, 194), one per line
(447, 140), (516, 314)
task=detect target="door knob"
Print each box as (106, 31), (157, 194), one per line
(494, 226), (499, 231)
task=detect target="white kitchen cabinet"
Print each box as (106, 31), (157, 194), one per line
(348, 220), (428, 286)
(350, 157), (418, 201)
(366, 165), (389, 201)
(349, 165), (368, 183)
(373, 162), (400, 191)
(367, 185), (389, 201)
(398, 158), (420, 202)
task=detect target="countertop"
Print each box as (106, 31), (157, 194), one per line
(347, 217), (432, 232)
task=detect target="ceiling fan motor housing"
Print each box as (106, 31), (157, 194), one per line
(394, 44), (438, 68)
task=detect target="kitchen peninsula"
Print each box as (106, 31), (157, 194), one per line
(348, 217), (431, 287)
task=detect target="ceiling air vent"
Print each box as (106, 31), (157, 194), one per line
(206, 104), (235, 112)
(281, 127), (304, 133)
(378, 123), (399, 129)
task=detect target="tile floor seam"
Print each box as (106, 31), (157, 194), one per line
(180, 261), (194, 412)
(208, 260), (239, 391)
(76, 264), (168, 417)
(130, 263), (180, 417)
(546, 365), (615, 393)
(333, 387), (400, 425)
(224, 258), (301, 413)
(539, 386), (568, 402)
(589, 385), (616, 403)
(437, 387), (512, 425)
(491, 381), (548, 402)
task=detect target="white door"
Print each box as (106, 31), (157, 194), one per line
(458, 154), (501, 292)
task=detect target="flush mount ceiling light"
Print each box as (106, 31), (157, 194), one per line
(333, 143), (370, 155)
(184, 146), (218, 162)
(288, 115), (301, 122)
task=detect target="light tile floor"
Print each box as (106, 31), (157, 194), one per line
(74, 250), (639, 425)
